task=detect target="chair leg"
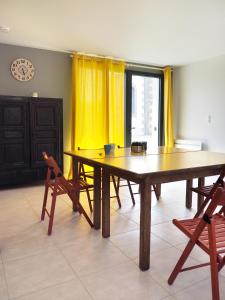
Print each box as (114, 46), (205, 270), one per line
(69, 192), (94, 228)
(112, 175), (121, 208)
(47, 192), (57, 235)
(208, 222), (220, 300)
(86, 188), (93, 212)
(153, 184), (160, 200)
(41, 184), (49, 221)
(168, 239), (196, 285)
(127, 180), (135, 205)
(79, 163), (93, 212)
(77, 203), (94, 227)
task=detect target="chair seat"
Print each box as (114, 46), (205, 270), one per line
(47, 178), (93, 195)
(173, 214), (225, 254)
(68, 178), (94, 190)
(191, 185), (213, 197)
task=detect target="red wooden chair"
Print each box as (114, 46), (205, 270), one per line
(41, 152), (94, 235)
(191, 169), (225, 215)
(168, 184), (225, 300)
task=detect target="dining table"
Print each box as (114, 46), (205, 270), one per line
(64, 147), (225, 271)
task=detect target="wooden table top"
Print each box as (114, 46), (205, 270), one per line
(64, 148), (225, 180)
(65, 146), (196, 160)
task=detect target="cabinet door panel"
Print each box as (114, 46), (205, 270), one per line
(36, 107), (56, 126)
(3, 106), (24, 125)
(32, 140), (58, 167)
(4, 143), (25, 165)
(30, 100), (62, 168)
(0, 99), (30, 169)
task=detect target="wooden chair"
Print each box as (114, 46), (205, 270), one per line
(77, 147), (122, 209)
(191, 169), (225, 212)
(116, 146), (160, 203)
(41, 152), (94, 235)
(116, 177), (160, 205)
(168, 183), (225, 300)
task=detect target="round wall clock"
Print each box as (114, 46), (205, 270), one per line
(11, 58), (35, 82)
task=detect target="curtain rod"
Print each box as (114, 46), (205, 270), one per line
(70, 52), (171, 71)
(126, 63), (165, 71)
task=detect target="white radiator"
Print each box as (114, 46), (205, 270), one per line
(175, 139), (202, 151)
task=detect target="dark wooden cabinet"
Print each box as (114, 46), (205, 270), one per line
(0, 96), (63, 186)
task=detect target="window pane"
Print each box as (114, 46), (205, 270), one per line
(131, 75), (159, 147)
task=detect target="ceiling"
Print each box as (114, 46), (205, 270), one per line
(1, 0), (225, 66)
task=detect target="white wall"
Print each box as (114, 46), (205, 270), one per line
(173, 55), (225, 152)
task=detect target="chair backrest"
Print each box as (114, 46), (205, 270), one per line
(193, 187), (225, 239)
(195, 168), (225, 217)
(42, 152), (72, 193)
(204, 187), (225, 217)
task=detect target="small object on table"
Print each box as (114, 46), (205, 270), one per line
(131, 142), (144, 153)
(109, 143), (116, 152)
(104, 144), (111, 155)
(141, 141), (147, 151)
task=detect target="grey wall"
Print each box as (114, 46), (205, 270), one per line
(173, 55), (225, 152)
(0, 43), (72, 174)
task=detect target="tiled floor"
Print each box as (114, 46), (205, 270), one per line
(0, 178), (225, 299)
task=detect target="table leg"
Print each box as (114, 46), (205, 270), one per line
(72, 157), (79, 212)
(94, 166), (101, 230)
(186, 179), (193, 209)
(139, 177), (151, 271)
(102, 168), (110, 238)
(197, 177), (205, 210)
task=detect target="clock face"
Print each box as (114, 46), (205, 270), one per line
(11, 58), (35, 82)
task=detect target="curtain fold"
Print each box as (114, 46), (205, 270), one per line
(73, 54), (107, 149)
(107, 59), (125, 147)
(70, 54), (125, 156)
(164, 66), (174, 148)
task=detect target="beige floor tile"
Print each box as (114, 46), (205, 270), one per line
(0, 188), (26, 203)
(1, 224), (56, 262)
(109, 214), (138, 236)
(4, 250), (75, 299)
(110, 230), (172, 259)
(175, 242), (209, 263)
(80, 261), (169, 300)
(110, 196), (140, 213)
(123, 208), (172, 225)
(28, 194), (73, 218)
(50, 216), (95, 247)
(0, 215), (40, 241)
(147, 247), (210, 294)
(151, 222), (188, 246)
(21, 185), (45, 199)
(13, 279), (92, 300)
(153, 203), (196, 221)
(174, 276), (225, 300)
(0, 263), (9, 300)
(61, 237), (130, 277)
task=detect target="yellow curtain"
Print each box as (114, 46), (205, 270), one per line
(164, 66), (174, 148)
(107, 59), (125, 147)
(70, 54), (125, 161)
(72, 54), (108, 149)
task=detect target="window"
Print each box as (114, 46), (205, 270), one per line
(125, 70), (163, 147)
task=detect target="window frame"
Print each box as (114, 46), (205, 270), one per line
(125, 69), (164, 147)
